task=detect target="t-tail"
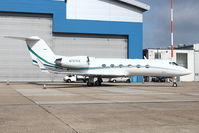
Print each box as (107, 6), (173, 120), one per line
(5, 36), (56, 72)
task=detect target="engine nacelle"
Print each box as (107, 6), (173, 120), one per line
(55, 56), (90, 68)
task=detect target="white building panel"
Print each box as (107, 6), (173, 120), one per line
(194, 44), (199, 81)
(67, 0), (143, 22)
(194, 52), (199, 81)
(175, 50), (194, 82)
(194, 43), (199, 50)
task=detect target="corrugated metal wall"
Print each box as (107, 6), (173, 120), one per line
(53, 33), (127, 58)
(0, 13), (53, 82)
(0, 13), (127, 82)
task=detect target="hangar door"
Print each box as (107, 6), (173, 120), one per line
(0, 13), (53, 81)
(0, 13), (127, 82)
(53, 34), (127, 58)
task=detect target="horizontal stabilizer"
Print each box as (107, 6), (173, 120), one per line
(4, 36), (40, 41)
(36, 58), (49, 73)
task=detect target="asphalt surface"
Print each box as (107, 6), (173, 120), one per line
(0, 82), (199, 133)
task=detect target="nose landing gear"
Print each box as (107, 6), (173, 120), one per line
(171, 77), (178, 87)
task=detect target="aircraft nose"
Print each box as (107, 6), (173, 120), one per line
(183, 68), (192, 75)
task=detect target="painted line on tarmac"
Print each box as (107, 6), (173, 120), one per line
(36, 99), (199, 105)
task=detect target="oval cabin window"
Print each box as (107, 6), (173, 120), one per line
(128, 64), (132, 67)
(102, 64), (106, 68)
(136, 64), (141, 68)
(110, 64), (115, 68)
(119, 64), (123, 68)
(145, 65), (150, 68)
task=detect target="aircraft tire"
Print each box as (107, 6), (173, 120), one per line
(172, 82), (177, 87)
(95, 81), (102, 86)
(87, 82), (94, 87)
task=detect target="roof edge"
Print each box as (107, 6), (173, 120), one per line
(116, 0), (150, 11)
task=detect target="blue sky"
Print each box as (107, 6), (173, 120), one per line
(138, 0), (199, 48)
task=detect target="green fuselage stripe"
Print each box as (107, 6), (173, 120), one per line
(27, 45), (55, 66)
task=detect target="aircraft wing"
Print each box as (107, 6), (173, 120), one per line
(50, 71), (126, 78)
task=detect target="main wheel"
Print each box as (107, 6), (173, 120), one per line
(87, 82), (94, 87)
(95, 81), (102, 86)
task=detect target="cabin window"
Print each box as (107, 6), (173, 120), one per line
(128, 64), (132, 67)
(110, 64), (115, 68)
(145, 65), (150, 68)
(119, 64), (123, 68)
(136, 64), (141, 68)
(102, 64), (106, 68)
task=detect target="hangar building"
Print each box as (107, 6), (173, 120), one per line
(0, 0), (150, 82)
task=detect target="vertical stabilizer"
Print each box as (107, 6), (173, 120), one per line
(5, 36), (56, 70)
(25, 36), (56, 67)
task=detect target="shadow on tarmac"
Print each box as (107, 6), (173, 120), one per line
(27, 82), (175, 89)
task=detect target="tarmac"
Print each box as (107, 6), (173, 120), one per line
(0, 82), (199, 133)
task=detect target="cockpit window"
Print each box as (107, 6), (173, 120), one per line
(169, 62), (178, 66)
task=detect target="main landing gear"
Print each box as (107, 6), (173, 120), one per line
(87, 76), (103, 87)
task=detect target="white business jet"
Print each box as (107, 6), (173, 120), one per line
(6, 36), (191, 86)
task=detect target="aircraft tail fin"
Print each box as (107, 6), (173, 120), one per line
(5, 36), (56, 70)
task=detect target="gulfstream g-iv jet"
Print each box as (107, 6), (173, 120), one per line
(6, 36), (191, 86)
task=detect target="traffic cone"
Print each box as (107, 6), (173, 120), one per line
(43, 84), (47, 89)
(6, 80), (10, 85)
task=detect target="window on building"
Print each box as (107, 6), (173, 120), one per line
(155, 52), (161, 59)
(176, 53), (188, 68)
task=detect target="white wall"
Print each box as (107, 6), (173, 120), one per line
(66, 0), (143, 22)
(194, 44), (199, 81)
(194, 44), (199, 50)
(175, 50), (194, 82)
(147, 49), (195, 82)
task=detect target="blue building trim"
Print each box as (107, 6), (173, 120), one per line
(0, 0), (143, 82)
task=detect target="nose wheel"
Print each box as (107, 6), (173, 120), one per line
(171, 77), (178, 87)
(172, 82), (177, 87)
